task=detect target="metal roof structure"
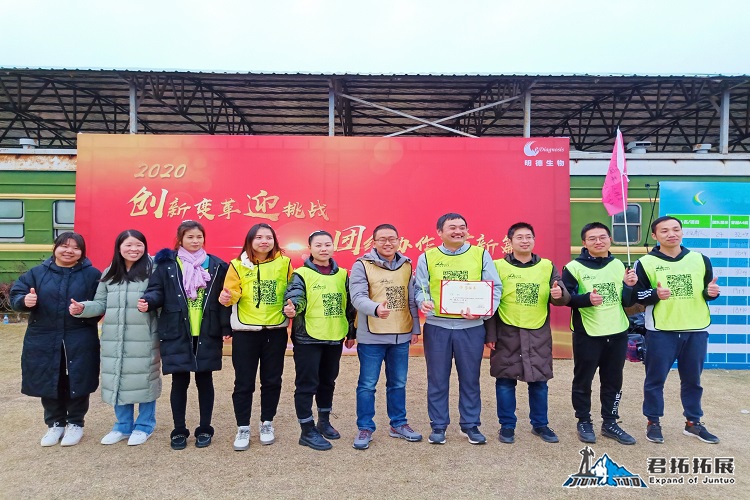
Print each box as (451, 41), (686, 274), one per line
(1, 68), (748, 152)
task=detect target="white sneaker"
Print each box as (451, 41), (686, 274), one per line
(101, 430), (130, 445)
(127, 430), (151, 446)
(233, 426), (250, 451)
(40, 423), (65, 447)
(60, 424), (84, 446)
(259, 421), (275, 445)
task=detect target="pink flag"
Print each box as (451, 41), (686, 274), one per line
(602, 128), (628, 216)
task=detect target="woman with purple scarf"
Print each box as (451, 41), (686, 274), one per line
(140, 220), (230, 450)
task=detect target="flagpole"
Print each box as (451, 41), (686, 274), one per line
(616, 128), (632, 267)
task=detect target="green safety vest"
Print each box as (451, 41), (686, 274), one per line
(495, 258), (552, 330)
(426, 246), (485, 319)
(230, 256), (290, 327)
(294, 266), (349, 341)
(638, 251), (711, 331)
(565, 259), (629, 336)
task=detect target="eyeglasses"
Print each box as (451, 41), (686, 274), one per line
(512, 236), (535, 241)
(585, 235), (611, 242)
(374, 237), (399, 244)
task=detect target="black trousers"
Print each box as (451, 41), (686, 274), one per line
(231, 328), (288, 425)
(293, 343), (342, 421)
(170, 371), (214, 432)
(41, 351), (90, 427)
(571, 331), (628, 423)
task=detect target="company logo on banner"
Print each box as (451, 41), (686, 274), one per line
(562, 446), (647, 488)
(75, 135), (571, 355)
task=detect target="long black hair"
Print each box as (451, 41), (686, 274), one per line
(240, 223), (283, 262)
(100, 229), (152, 284)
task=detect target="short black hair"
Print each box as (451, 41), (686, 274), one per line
(651, 216), (682, 234)
(580, 222), (611, 241)
(53, 231), (87, 260)
(507, 222), (535, 239)
(373, 224), (398, 239)
(437, 213), (467, 231)
(308, 230), (333, 245)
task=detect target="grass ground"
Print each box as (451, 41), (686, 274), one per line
(0, 323), (747, 499)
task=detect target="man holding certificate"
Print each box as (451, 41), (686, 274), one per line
(484, 222), (570, 445)
(415, 213), (502, 445)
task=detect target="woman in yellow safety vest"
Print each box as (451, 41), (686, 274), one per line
(283, 230), (355, 451)
(219, 223), (292, 451)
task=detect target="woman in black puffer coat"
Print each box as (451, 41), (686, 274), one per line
(140, 220), (230, 450)
(10, 232), (101, 447)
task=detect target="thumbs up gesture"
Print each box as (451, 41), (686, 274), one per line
(219, 287), (232, 306)
(589, 288), (603, 306)
(24, 288), (37, 308)
(69, 298), (84, 315)
(550, 280), (563, 300)
(707, 276), (720, 298)
(623, 267), (637, 287)
(283, 298), (296, 318)
(656, 281), (671, 300)
(137, 298), (149, 313)
(376, 300), (391, 319)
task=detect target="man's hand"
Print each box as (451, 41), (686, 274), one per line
(376, 300), (391, 319)
(460, 307), (479, 320)
(656, 281), (671, 300)
(707, 276), (720, 298)
(624, 268), (637, 287)
(589, 288), (603, 306)
(283, 299), (296, 318)
(550, 280), (563, 300)
(420, 300), (435, 315)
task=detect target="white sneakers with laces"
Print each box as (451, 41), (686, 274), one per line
(259, 421), (275, 445)
(60, 424), (84, 446)
(40, 423), (65, 447)
(127, 430), (151, 446)
(234, 426), (251, 451)
(101, 430), (130, 445)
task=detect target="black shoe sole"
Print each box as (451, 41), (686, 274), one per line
(531, 430), (559, 443)
(601, 431), (636, 445)
(299, 438), (332, 451)
(577, 434), (597, 444)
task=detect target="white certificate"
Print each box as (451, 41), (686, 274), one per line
(439, 280), (494, 316)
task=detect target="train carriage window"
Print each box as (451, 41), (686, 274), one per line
(0, 200), (25, 241)
(53, 200), (75, 237)
(612, 203), (641, 244)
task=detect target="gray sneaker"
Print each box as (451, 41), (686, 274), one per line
(428, 428), (446, 444)
(353, 429), (373, 450)
(389, 424), (423, 442)
(459, 426), (487, 445)
(684, 421), (719, 444)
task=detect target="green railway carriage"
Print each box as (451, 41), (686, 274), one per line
(1, 149), (749, 284)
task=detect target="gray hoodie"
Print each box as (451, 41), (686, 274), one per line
(350, 249), (420, 345)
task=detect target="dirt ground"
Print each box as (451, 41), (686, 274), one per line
(0, 323), (747, 500)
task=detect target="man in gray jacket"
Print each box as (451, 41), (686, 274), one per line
(349, 224), (422, 450)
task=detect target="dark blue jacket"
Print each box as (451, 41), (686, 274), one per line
(10, 258), (102, 399)
(141, 249), (230, 374)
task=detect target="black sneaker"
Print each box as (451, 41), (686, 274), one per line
(684, 421), (719, 444)
(532, 426), (559, 443)
(300, 425), (332, 451)
(646, 421), (664, 443)
(577, 421), (596, 443)
(459, 426), (487, 445)
(498, 427), (515, 444)
(170, 434), (188, 450)
(195, 433), (213, 448)
(601, 422), (636, 445)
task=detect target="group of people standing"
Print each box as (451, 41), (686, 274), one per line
(9, 212), (720, 452)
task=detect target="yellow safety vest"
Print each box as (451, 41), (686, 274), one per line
(495, 258), (552, 330)
(565, 259), (629, 336)
(638, 251), (711, 331)
(230, 256), (290, 328)
(295, 266), (349, 341)
(426, 246), (485, 319)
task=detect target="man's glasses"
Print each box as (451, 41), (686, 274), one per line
(374, 237), (399, 244)
(585, 235), (611, 242)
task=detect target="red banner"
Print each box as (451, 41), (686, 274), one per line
(76, 135), (571, 355)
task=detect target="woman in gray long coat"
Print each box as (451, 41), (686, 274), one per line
(71, 230), (161, 446)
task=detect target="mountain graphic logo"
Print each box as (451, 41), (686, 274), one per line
(562, 446), (647, 488)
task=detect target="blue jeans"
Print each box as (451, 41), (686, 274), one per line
(643, 330), (707, 422)
(356, 342), (410, 431)
(113, 401), (157, 435)
(495, 378), (549, 429)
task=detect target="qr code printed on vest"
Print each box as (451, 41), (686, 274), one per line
(322, 293), (344, 317)
(385, 286), (407, 310)
(516, 283), (540, 306)
(593, 282), (618, 305)
(443, 270), (469, 281)
(666, 274), (693, 298)
(253, 280), (278, 305)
